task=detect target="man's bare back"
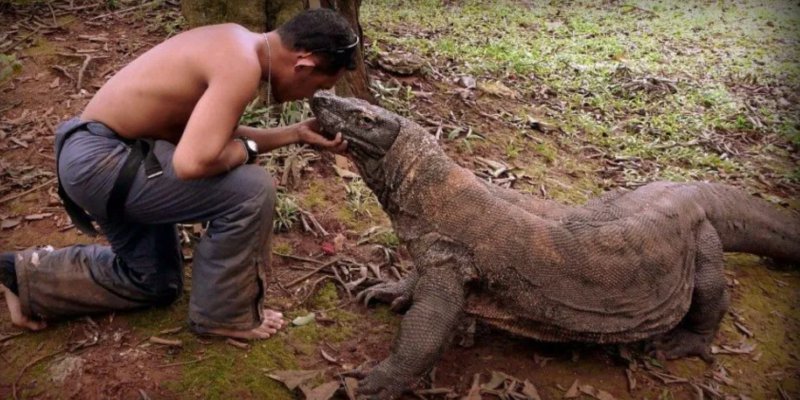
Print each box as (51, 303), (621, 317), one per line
(82, 24), (260, 144)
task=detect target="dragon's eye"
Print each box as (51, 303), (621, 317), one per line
(361, 114), (375, 124)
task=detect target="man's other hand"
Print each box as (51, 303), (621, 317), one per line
(295, 118), (347, 153)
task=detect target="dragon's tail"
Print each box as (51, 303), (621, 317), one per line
(689, 182), (800, 264)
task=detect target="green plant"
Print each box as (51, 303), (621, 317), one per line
(373, 230), (400, 248)
(0, 54), (22, 84)
(272, 241), (293, 256)
(447, 126), (484, 154)
(273, 191), (299, 232)
(344, 178), (377, 217)
(504, 137), (522, 159)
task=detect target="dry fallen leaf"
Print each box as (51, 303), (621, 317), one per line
(267, 369), (324, 390)
(711, 342), (756, 355)
(319, 348), (338, 364)
(477, 80), (521, 99)
(482, 370), (510, 390)
(463, 373), (482, 400)
(522, 379), (542, 400)
(579, 383), (617, 400)
(1, 218), (21, 230)
(564, 380), (581, 398)
(333, 165), (360, 179)
(344, 377), (359, 400)
(300, 381), (339, 400)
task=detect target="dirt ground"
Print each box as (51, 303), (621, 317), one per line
(1, 1), (799, 399)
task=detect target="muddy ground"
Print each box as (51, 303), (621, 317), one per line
(1, 1), (799, 399)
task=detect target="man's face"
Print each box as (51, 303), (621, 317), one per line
(272, 55), (346, 102)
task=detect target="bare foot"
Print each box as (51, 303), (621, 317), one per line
(204, 309), (285, 340)
(1, 284), (47, 331)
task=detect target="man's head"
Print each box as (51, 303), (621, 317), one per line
(270, 9), (358, 102)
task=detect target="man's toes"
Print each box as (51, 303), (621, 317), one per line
(12, 316), (46, 331)
(264, 320), (283, 330)
(250, 329), (272, 339)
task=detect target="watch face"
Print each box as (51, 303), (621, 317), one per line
(245, 139), (258, 152)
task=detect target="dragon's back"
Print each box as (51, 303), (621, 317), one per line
(400, 166), (705, 342)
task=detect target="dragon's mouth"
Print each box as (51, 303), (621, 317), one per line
(311, 97), (390, 160)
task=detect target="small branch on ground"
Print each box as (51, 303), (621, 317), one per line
(13, 347), (67, 400)
(149, 336), (183, 347)
(158, 356), (209, 369)
(88, 1), (159, 21)
(286, 258), (340, 288)
(0, 178), (57, 205)
(274, 252), (326, 265)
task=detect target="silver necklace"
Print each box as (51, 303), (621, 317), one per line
(263, 32), (272, 109)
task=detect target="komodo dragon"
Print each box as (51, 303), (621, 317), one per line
(310, 91), (800, 400)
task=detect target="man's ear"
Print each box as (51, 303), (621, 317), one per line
(294, 53), (317, 72)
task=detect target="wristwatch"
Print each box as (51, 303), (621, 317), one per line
(235, 136), (258, 165)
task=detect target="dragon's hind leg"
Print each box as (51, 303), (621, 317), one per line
(650, 221), (730, 363)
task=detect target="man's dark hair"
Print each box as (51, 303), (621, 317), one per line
(277, 8), (358, 74)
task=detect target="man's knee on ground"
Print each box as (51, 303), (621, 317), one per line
(145, 273), (183, 306)
(125, 259), (184, 306)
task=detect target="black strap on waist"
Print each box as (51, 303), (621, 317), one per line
(106, 138), (161, 224)
(56, 122), (162, 236)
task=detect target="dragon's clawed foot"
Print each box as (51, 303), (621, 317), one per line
(647, 328), (715, 363)
(356, 280), (412, 312)
(355, 361), (413, 400)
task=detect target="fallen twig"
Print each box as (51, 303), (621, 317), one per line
(226, 338), (250, 350)
(273, 252), (325, 265)
(158, 326), (183, 335)
(0, 28), (39, 53)
(89, 1), (159, 21)
(300, 276), (332, 305)
(51, 65), (75, 81)
(47, 2), (57, 26)
(299, 208), (328, 236)
(13, 347), (67, 400)
(158, 356), (209, 369)
(149, 336), (182, 347)
(0, 332), (24, 343)
(76, 55), (102, 92)
(0, 178), (57, 205)
(286, 258), (339, 288)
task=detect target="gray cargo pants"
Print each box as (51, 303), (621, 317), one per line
(14, 118), (275, 331)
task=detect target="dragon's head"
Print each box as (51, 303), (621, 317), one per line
(311, 91), (402, 190)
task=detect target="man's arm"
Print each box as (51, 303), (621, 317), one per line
(236, 118), (346, 154)
(172, 61), (258, 180)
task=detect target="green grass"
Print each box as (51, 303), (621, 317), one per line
(362, 0), (800, 195)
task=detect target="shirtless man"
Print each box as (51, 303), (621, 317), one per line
(0, 9), (356, 339)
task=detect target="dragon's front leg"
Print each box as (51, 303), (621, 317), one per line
(358, 264), (464, 399)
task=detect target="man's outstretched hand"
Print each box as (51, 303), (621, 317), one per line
(295, 118), (347, 153)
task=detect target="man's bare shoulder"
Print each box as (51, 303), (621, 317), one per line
(176, 24), (262, 79)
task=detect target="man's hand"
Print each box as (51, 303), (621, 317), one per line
(295, 118), (347, 153)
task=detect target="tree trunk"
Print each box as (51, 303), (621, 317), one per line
(181, 0), (375, 103)
(321, 0), (375, 103)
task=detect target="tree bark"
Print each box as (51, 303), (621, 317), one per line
(321, 0), (375, 103)
(181, 0), (375, 103)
